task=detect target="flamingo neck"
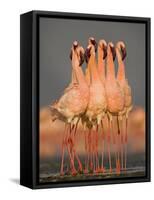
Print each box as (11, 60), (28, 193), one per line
(72, 63), (88, 89)
(106, 52), (115, 80)
(89, 53), (99, 84)
(98, 48), (105, 81)
(116, 49), (126, 81)
(71, 69), (77, 84)
(85, 66), (90, 86)
(76, 67), (88, 86)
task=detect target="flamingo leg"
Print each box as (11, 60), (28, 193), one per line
(95, 124), (99, 173)
(101, 120), (105, 173)
(116, 116), (122, 174)
(88, 129), (93, 171)
(110, 119), (117, 171)
(87, 129), (90, 171)
(124, 116), (128, 170)
(84, 125), (88, 174)
(92, 129), (95, 172)
(70, 124), (75, 167)
(91, 128), (95, 172)
(72, 118), (83, 172)
(120, 118), (124, 170)
(107, 114), (112, 173)
(67, 123), (77, 175)
(60, 124), (67, 175)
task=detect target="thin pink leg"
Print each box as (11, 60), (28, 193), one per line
(116, 117), (121, 174)
(120, 120), (124, 170)
(60, 124), (67, 175)
(84, 127), (88, 174)
(110, 120), (117, 172)
(100, 120), (105, 173)
(72, 119), (83, 172)
(67, 124), (77, 175)
(94, 125), (99, 173)
(124, 118), (128, 170)
(107, 117), (112, 173)
(89, 129), (93, 171)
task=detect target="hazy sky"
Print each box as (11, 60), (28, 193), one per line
(39, 17), (145, 108)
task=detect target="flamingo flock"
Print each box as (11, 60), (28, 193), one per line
(49, 37), (133, 176)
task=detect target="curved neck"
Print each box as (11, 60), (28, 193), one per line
(89, 53), (99, 84)
(71, 53), (87, 87)
(98, 47), (105, 81)
(85, 66), (90, 85)
(71, 69), (77, 84)
(106, 50), (115, 80)
(116, 48), (126, 81)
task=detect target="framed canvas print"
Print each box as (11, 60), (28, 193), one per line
(20, 10), (151, 189)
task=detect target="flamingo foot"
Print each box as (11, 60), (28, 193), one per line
(71, 169), (77, 176)
(70, 163), (77, 176)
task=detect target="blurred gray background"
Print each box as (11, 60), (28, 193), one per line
(39, 17), (145, 108)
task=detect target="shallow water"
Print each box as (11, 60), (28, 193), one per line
(40, 153), (145, 183)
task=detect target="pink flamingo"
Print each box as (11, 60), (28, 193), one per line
(116, 41), (133, 170)
(84, 37), (107, 173)
(50, 41), (89, 175)
(97, 39), (108, 172)
(105, 42), (125, 173)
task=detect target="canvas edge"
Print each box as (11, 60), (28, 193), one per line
(20, 10), (151, 189)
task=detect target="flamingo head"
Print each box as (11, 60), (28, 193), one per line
(98, 39), (107, 59)
(88, 37), (97, 52)
(116, 41), (127, 61)
(108, 42), (116, 61)
(70, 41), (85, 66)
(85, 37), (97, 63)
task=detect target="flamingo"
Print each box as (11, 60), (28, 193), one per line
(97, 39), (108, 172)
(105, 42), (125, 173)
(116, 41), (133, 170)
(83, 37), (107, 173)
(50, 41), (89, 175)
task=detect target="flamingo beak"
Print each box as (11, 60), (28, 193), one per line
(84, 47), (91, 63)
(79, 51), (84, 66)
(121, 45), (127, 60)
(103, 44), (107, 59)
(110, 45), (116, 61)
(90, 38), (97, 52)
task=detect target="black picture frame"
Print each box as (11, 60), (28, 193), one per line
(20, 10), (151, 189)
